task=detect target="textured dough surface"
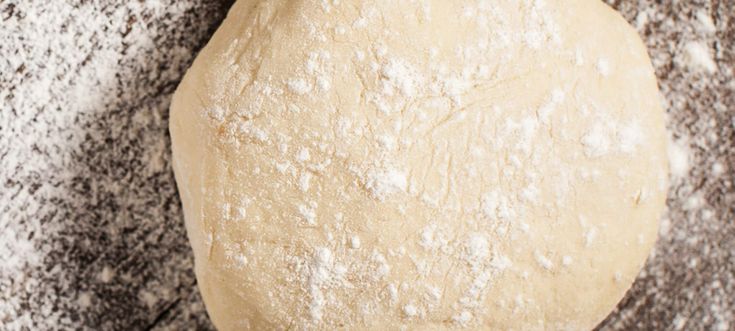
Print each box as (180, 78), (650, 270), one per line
(169, 0), (668, 330)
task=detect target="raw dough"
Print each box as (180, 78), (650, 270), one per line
(169, 0), (668, 330)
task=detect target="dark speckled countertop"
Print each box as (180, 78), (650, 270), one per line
(1, 1), (733, 330)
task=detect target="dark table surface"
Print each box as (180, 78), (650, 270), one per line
(1, 1), (733, 330)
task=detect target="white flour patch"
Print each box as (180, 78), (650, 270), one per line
(363, 167), (408, 201)
(668, 139), (691, 179)
(680, 41), (717, 73)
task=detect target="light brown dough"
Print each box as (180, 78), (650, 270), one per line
(170, 0), (668, 329)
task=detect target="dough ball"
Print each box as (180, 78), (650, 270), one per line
(170, 0), (668, 330)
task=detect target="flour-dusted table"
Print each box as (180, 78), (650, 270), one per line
(1, 1), (732, 330)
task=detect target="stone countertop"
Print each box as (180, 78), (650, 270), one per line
(0, 1), (732, 330)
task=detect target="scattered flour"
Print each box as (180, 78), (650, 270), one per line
(680, 41), (717, 73)
(363, 167), (408, 201)
(0, 1), (227, 329)
(299, 172), (313, 192)
(307, 247), (335, 321)
(668, 139), (691, 179)
(349, 235), (361, 249)
(4, 0), (731, 330)
(452, 310), (473, 325)
(381, 59), (423, 98)
(618, 121), (645, 154)
(596, 58), (612, 77)
(296, 147), (312, 163)
(562, 256), (573, 267)
(581, 124), (611, 158)
(402, 304), (418, 317)
(584, 227), (598, 247)
(298, 203), (318, 225)
(534, 252), (554, 270)
(287, 78), (314, 95)
(694, 11), (717, 34)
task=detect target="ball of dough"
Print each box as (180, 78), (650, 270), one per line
(170, 0), (668, 330)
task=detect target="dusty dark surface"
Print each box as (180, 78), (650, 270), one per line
(1, 1), (732, 330)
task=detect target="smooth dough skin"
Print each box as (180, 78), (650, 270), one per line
(170, 0), (668, 330)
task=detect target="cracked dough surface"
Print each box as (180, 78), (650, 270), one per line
(170, 0), (668, 329)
